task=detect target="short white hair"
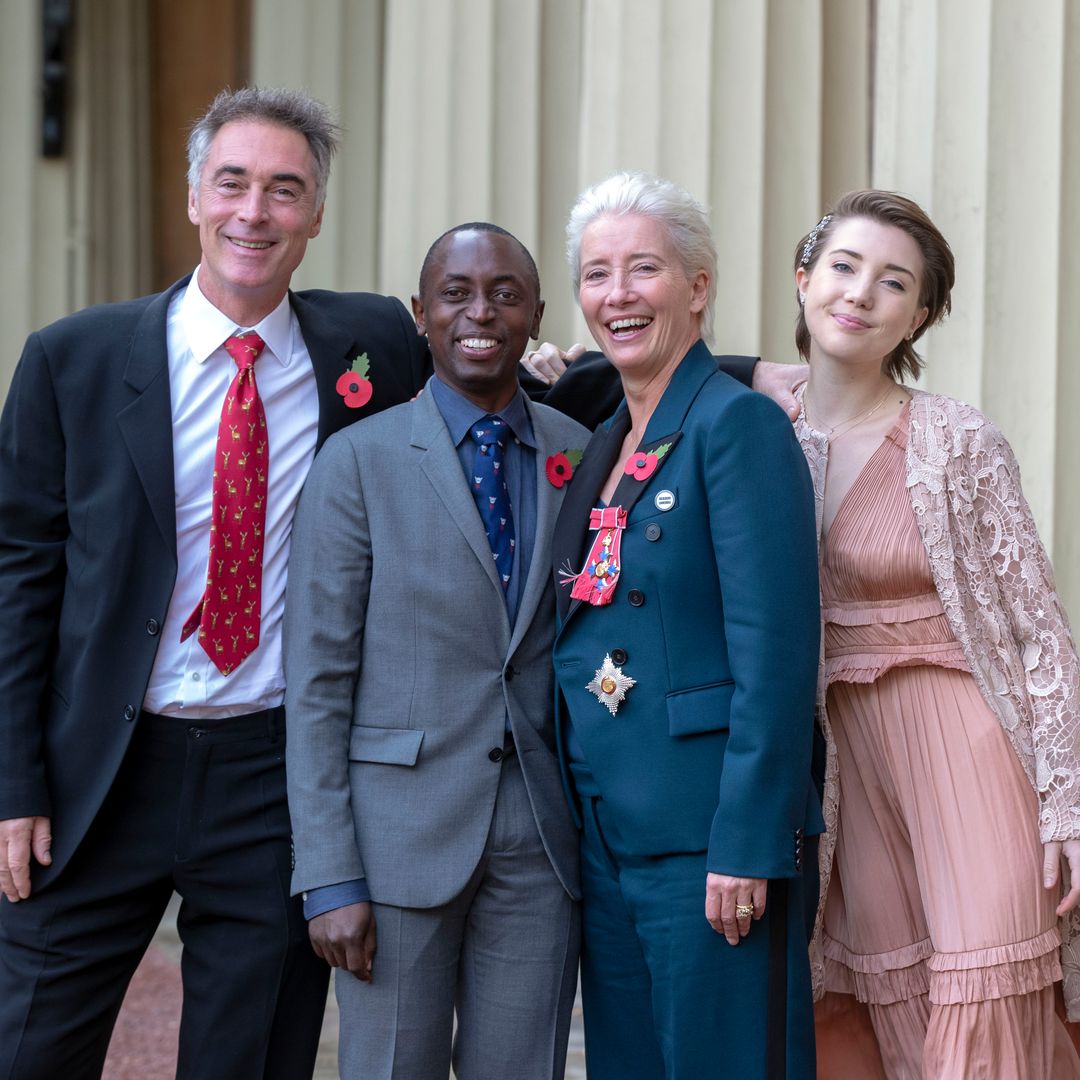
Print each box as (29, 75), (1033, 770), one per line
(566, 172), (717, 346)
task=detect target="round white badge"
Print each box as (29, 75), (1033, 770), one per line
(654, 489), (676, 512)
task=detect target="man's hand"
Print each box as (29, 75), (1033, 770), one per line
(0, 816), (52, 902)
(520, 342), (587, 386)
(308, 901), (377, 981)
(705, 872), (767, 946)
(1044, 840), (1080, 916)
(752, 361), (808, 421)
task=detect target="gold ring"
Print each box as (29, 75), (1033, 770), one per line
(735, 902), (755, 919)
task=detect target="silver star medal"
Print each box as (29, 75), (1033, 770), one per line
(587, 654), (636, 716)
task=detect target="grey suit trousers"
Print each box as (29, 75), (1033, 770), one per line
(335, 752), (580, 1080)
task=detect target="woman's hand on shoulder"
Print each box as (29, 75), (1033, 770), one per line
(705, 872), (768, 945)
(1044, 840), (1080, 915)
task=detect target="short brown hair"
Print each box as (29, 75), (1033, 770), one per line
(794, 190), (955, 382)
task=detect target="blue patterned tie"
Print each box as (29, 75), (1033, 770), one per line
(470, 416), (516, 592)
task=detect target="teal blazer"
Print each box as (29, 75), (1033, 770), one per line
(551, 341), (823, 879)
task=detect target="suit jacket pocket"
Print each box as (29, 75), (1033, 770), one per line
(348, 725), (424, 765)
(666, 679), (734, 737)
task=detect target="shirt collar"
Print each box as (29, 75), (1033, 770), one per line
(429, 376), (537, 450)
(179, 267), (295, 368)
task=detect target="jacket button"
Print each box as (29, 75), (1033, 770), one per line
(488, 747), (505, 763)
(504, 666), (516, 682)
(610, 648), (628, 666)
(123, 704), (136, 721)
(627, 589), (645, 607)
(146, 618), (160, 636)
(644, 523), (662, 542)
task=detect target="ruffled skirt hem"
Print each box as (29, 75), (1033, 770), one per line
(823, 928), (1062, 1006)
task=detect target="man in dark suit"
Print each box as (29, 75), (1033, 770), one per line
(0, 87), (431, 1079)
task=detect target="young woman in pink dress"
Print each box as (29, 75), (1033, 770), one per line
(793, 190), (1080, 1078)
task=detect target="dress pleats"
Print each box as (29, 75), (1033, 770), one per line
(818, 406), (1080, 1079)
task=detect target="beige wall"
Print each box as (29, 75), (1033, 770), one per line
(1, 0), (1077, 616)
(0, 0), (152, 402)
(245, 0), (1079, 615)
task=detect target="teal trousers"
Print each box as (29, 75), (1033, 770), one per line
(576, 783), (816, 1079)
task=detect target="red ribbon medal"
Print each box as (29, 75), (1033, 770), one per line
(567, 506), (627, 606)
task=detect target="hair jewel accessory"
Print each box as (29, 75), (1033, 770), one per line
(800, 214), (832, 266)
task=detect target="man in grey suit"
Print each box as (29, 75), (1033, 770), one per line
(283, 223), (588, 1080)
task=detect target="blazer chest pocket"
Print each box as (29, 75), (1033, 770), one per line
(349, 725), (424, 765)
(666, 680), (734, 737)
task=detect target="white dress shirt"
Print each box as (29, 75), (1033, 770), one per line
(143, 270), (320, 717)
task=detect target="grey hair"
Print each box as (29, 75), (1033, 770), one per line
(566, 172), (717, 346)
(187, 87), (340, 205)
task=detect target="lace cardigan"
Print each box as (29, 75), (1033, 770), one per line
(796, 389), (1080, 1017)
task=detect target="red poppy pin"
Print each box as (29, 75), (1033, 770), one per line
(546, 448), (583, 488)
(336, 353), (374, 408)
(623, 442), (671, 482)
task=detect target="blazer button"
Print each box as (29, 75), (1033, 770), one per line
(123, 704), (136, 722)
(627, 589), (645, 607)
(610, 648), (628, 666)
(644, 523), (662, 542)
(504, 666), (516, 682)
(488, 747), (505, 763)
(146, 618), (160, 636)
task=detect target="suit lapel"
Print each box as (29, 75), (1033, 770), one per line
(603, 430), (684, 520)
(116, 282), (185, 558)
(552, 407), (630, 624)
(290, 291), (364, 450)
(553, 341), (719, 628)
(507, 402), (572, 656)
(412, 387), (509, 607)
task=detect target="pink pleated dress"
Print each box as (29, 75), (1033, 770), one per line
(819, 405), (1080, 1079)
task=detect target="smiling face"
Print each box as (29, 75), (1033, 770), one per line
(411, 229), (544, 413)
(577, 212), (707, 383)
(796, 216), (929, 371)
(187, 120), (324, 326)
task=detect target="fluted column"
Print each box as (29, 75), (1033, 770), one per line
(872, 0), (1077, 614)
(252, 0), (384, 291)
(0, 2), (49, 391)
(244, 0), (1079, 621)
(0, 0), (151, 398)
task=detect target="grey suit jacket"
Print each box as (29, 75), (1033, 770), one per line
(284, 383), (587, 908)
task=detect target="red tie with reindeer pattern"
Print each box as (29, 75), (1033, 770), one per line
(180, 331), (268, 675)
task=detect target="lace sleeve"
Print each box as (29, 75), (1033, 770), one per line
(968, 418), (1080, 841)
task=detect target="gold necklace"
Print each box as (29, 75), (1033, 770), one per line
(804, 382), (897, 442)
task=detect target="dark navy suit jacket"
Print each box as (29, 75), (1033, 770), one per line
(0, 278), (432, 889)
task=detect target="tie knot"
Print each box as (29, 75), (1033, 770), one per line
(470, 416), (509, 452)
(224, 331), (266, 371)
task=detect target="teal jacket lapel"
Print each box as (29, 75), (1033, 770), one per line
(553, 340), (718, 627)
(552, 407), (630, 623)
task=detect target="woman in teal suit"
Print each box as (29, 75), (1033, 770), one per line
(551, 173), (822, 1079)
